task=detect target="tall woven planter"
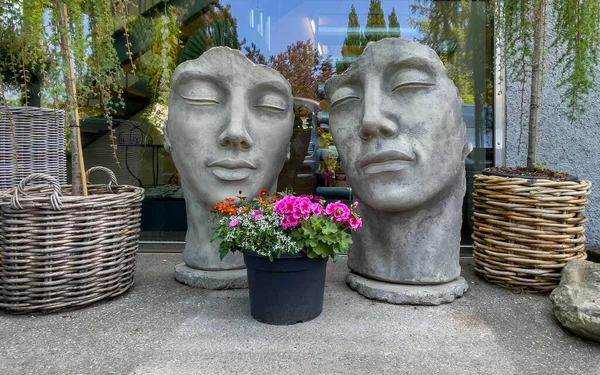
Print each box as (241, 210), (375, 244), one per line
(0, 167), (144, 314)
(0, 106), (66, 190)
(472, 173), (592, 294)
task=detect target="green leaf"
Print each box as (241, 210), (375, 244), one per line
(322, 220), (338, 235)
(219, 245), (230, 261)
(337, 232), (353, 252)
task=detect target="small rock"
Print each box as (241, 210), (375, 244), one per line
(550, 259), (600, 343)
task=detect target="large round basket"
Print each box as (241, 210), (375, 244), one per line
(0, 167), (144, 314)
(472, 173), (591, 294)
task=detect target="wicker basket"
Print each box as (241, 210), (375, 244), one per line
(0, 167), (144, 314)
(472, 174), (592, 294)
(0, 106), (66, 190)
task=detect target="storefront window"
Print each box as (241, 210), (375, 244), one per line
(85, 0), (495, 245)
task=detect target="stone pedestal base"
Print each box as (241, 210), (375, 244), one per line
(346, 272), (468, 305)
(175, 263), (248, 290)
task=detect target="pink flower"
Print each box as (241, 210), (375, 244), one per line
(348, 217), (363, 230)
(326, 201), (351, 222)
(352, 201), (359, 209)
(333, 205), (351, 223)
(281, 215), (300, 229)
(291, 210), (309, 222)
(296, 197), (312, 215)
(252, 210), (264, 221)
(325, 201), (341, 215)
(229, 219), (239, 228)
(274, 196), (295, 215)
(311, 203), (324, 215)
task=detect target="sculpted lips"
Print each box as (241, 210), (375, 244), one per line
(359, 150), (415, 174)
(208, 159), (257, 181)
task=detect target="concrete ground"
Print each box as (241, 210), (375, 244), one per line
(1, 254), (599, 375)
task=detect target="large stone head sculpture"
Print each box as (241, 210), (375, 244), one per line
(166, 47), (294, 272)
(325, 38), (470, 213)
(325, 38), (472, 291)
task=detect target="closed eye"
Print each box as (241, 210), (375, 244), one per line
(255, 104), (285, 112)
(329, 85), (361, 108)
(392, 81), (434, 92)
(331, 95), (360, 108)
(180, 97), (219, 106)
(254, 91), (288, 112)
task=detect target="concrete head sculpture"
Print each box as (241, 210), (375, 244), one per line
(325, 38), (472, 303)
(166, 47), (294, 286)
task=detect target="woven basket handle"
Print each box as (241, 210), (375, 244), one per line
(86, 166), (119, 193)
(10, 174), (63, 211)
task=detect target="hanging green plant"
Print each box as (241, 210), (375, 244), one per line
(494, 0), (600, 171)
(142, 9), (181, 136)
(0, 0), (135, 195)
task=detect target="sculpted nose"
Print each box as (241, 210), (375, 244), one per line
(218, 101), (254, 149)
(359, 91), (398, 140)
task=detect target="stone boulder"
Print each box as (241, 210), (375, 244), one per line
(550, 259), (600, 343)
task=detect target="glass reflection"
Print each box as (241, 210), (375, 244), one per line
(118, 0), (494, 243)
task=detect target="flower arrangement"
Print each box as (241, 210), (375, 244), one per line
(211, 190), (362, 261)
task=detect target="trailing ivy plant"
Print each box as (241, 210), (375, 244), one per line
(142, 9), (181, 137)
(0, 0), (134, 195)
(495, 0), (600, 171)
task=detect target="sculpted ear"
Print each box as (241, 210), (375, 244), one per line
(462, 141), (473, 161)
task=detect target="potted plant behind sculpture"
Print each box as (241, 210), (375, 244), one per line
(211, 190), (362, 325)
(0, 1), (144, 314)
(472, 0), (599, 293)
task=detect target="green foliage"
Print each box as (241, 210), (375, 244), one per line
(211, 193), (362, 262)
(211, 194), (303, 262)
(364, 0), (387, 43)
(497, 0), (535, 96)
(498, 0), (600, 118)
(409, 0), (487, 106)
(294, 107), (304, 129)
(495, 0), (600, 166)
(337, 4), (365, 73)
(244, 42), (268, 65)
(66, 0), (86, 80)
(85, 0), (130, 165)
(337, 2), (406, 72)
(180, 8), (243, 63)
(129, 15), (157, 54)
(22, 0), (47, 68)
(0, 0), (134, 167)
(290, 215), (353, 260)
(533, 161), (548, 172)
(388, 7), (401, 38)
(149, 11), (181, 104)
(552, 0), (600, 120)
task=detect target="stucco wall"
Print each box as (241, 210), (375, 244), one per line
(504, 17), (600, 247)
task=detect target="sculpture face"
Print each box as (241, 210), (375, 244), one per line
(166, 47), (294, 206)
(325, 38), (467, 212)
